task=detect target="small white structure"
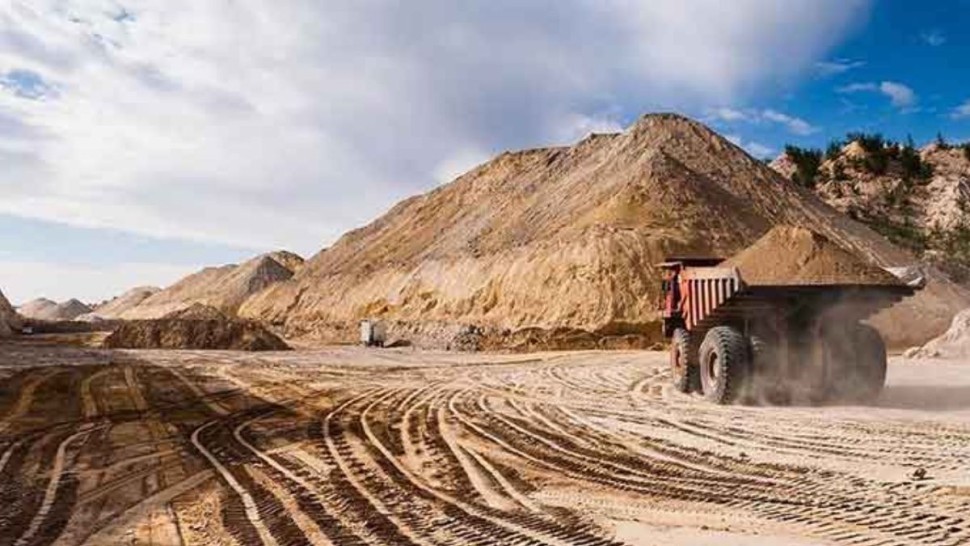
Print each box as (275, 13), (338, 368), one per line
(360, 319), (387, 347)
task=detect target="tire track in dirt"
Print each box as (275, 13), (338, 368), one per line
(456, 360), (970, 546)
(0, 369), (62, 437)
(12, 425), (99, 546)
(191, 420), (280, 546)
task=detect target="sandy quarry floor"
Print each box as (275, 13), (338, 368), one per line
(0, 340), (968, 546)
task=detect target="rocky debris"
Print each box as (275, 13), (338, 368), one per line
(240, 113), (969, 349)
(18, 298), (92, 321)
(769, 153), (796, 181)
(906, 307), (970, 359)
(119, 251), (304, 320)
(0, 289), (21, 337)
(102, 314), (289, 352)
(266, 250), (305, 273)
(450, 325), (484, 352)
(722, 226), (902, 286)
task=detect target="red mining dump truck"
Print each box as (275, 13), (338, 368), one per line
(659, 257), (921, 405)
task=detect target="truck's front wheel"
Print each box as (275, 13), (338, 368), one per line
(670, 328), (699, 393)
(699, 326), (749, 404)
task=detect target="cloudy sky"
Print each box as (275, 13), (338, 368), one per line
(1, 0), (969, 303)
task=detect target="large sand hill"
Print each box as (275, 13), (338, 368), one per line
(241, 114), (969, 347)
(119, 251), (303, 320)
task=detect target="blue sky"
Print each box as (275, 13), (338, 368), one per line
(700, 0), (970, 157)
(0, 1), (969, 304)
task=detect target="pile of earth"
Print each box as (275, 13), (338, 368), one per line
(116, 251), (303, 320)
(240, 113), (968, 349)
(905, 308), (970, 359)
(722, 225), (903, 286)
(79, 286), (161, 321)
(18, 298), (93, 321)
(102, 304), (290, 351)
(0, 289), (21, 337)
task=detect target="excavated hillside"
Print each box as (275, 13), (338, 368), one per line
(241, 114), (970, 348)
(120, 251), (304, 319)
(0, 289), (20, 337)
(773, 141), (970, 282)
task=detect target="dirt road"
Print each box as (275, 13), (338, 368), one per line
(0, 341), (967, 545)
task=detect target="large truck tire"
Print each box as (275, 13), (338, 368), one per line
(699, 326), (749, 404)
(670, 328), (699, 393)
(849, 323), (887, 403)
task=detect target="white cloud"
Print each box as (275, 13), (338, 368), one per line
(724, 134), (774, 159)
(745, 142), (775, 158)
(0, 260), (196, 304)
(879, 81), (916, 107)
(0, 0), (871, 252)
(838, 82), (879, 93)
(838, 80), (916, 109)
(761, 109), (817, 135)
(951, 99), (970, 120)
(709, 107), (750, 122)
(709, 107), (817, 135)
(920, 30), (946, 47)
(815, 58), (865, 77)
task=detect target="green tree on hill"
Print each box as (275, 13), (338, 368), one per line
(784, 145), (823, 189)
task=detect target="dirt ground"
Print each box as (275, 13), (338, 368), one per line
(0, 339), (967, 546)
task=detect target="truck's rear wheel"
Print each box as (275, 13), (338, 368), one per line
(670, 328), (699, 393)
(699, 326), (748, 404)
(823, 322), (887, 403)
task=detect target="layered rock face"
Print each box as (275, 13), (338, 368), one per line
(239, 114), (969, 348)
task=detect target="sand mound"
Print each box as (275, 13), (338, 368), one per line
(240, 114), (969, 348)
(907, 308), (970, 359)
(120, 251), (303, 320)
(722, 226), (902, 286)
(17, 298), (57, 319)
(0, 289), (21, 337)
(18, 298), (93, 321)
(103, 315), (289, 352)
(89, 286), (161, 319)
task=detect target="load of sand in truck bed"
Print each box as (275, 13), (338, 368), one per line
(102, 304), (289, 351)
(721, 226), (903, 286)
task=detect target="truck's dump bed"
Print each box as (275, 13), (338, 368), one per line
(681, 275), (916, 331)
(676, 226), (920, 331)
